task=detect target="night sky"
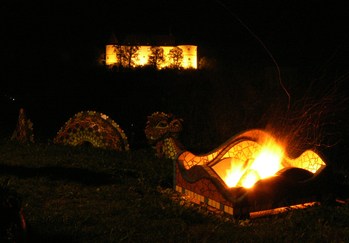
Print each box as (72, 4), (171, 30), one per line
(2, 1), (349, 70)
(1, 0), (349, 142)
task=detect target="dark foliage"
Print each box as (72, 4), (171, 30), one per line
(0, 141), (348, 242)
(0, 180), (27, 242)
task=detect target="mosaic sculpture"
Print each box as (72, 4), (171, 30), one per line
(54, 111), (129, 152)
(144, 112), (184, 160)
(175, 129), (328, 217)
(145, 113), (329, 217)
(11, 108), (34, 143)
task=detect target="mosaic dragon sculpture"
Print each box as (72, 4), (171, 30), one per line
(145, 113), (325, 172)
(54, 111), (129, 152)
(144, 112), (185, 159)
(145, 112), (328, 217)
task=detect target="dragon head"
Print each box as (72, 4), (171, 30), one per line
(144, 112), (183, 145)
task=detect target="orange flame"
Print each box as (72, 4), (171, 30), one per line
(223, 139), (285, 188)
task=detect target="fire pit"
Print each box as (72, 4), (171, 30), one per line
(175, 129), (330, 218)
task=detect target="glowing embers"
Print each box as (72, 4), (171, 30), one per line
(212, 139), (325, 189)
(175, 129), (329, 218)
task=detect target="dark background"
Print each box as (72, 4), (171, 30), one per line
(2, 1), (348, 67)
(1, 1), (348, 165)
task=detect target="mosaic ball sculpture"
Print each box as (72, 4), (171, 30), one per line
(54, 111), (129, 152)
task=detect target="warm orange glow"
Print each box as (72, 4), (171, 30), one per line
(136, 46), (151, 66)
(223, 140), (284, 188)
(178, 45), (197, 69)
(211, 135), (326, 189)
(105, 45), (118, 65)
(105, 44), (197, 69)
(176, 129), (327, 218)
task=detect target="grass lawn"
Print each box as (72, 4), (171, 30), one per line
(1, 139), (349, 242)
